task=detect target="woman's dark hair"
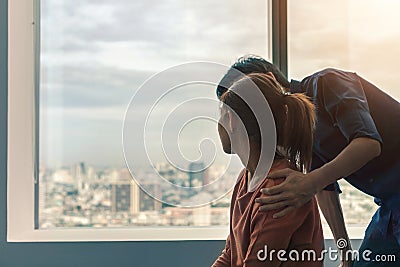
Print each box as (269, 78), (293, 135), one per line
(216, 55), (290, 99)
(220, 73), (315, 172)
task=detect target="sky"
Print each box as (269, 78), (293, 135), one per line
(289, 0), (400, 94)
(39, 0), (400, 169)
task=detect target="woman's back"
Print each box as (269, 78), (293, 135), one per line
(213, 160), (324, 267)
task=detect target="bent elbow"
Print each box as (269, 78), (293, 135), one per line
(355, 137), (382, 159)
(370, 139), (382, 158)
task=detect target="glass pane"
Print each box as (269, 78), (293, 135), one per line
(288, 0), (400, 226)
(39, 0), (271, 228)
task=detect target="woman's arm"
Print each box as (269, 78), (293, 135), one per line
(258, 137), (381, 218)
(258, 70), (383, 217)
(316, 190), (349, 244)
(213, 169), (246, 267)
(212, 235), (231, 267)
(312, 137), (381, 190)
(316, 190), (353, 267)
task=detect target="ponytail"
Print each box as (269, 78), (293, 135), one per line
(284, 93), (315, 172)
(227, 73), (316, 173)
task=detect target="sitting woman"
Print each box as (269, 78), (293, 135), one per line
(213, 73), (324, 267)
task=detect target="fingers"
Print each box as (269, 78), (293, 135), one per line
(260, 183), (285, 195)
(272, 206), (295, 219)
(255, 194), (288, 204)
(267, 168), (293, 179)
(258, 200), (292, 212)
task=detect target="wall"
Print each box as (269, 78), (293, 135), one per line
(0, 1), (361, 266)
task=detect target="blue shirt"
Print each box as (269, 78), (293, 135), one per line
(290, 68), (400, 202)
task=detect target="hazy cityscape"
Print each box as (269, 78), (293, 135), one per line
(39, 162), (377, 229)
(39, 162), (235, 228)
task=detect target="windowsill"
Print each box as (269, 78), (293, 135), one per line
(7, 225), (365, 243)
(8, 226), (229, 242)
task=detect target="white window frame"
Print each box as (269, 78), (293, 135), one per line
(7, 0), (365, 242)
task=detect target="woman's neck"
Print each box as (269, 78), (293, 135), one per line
(244, 144), (287, 180)
(246, 151), (259, 179)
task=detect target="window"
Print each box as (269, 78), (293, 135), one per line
(8, 0), (273, 241)
(288, 0), (400, 228)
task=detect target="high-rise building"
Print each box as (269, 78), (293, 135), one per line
(111, 169), (139, 215)
(72, 162), (88, 193)
(139, 183), (162, 212)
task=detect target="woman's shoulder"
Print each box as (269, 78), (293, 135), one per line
(231, 168), (248, 196)
(253, 161), (317, 215)
(263, 160), (295, 187)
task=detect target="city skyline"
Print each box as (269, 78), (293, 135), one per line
(39, 160), (377, 229)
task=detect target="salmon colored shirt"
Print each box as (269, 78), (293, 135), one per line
(213, 160), (324, 267)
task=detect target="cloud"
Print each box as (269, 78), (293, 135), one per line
(41, 64), (154, 108)
(42, 0), (270, 67)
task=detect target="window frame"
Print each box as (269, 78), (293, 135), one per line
(7, 0), (365, 243)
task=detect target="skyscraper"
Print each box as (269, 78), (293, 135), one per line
(139, 183), (162, 212)
(111, 169), (139, 215)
